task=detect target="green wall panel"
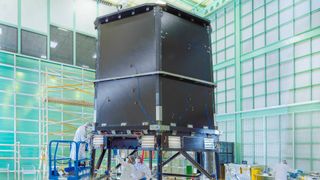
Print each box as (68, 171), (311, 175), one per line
(16, 56), (39, 70)
(19, 160), (38, 168)
(0, 133), (14, 144)
(16, 107), (39, 120)
(0, 52), (14, 65)
(16, 94), (39, 108)
(0, 160), (14, 171)
(0, 92), (14, 105)
(0, 50), (94, 175)
(0, 119), (14, 131)
(16, 120), (38, 133)
(40, 61), (61, 71)
(16, 134), (38, 145)
(0, 65), (14, 78)
(0, 106), (14, 118)
(48, 124), (62, 132)
(47, 110), (62, 121)
(210, 0), (320, 171)
(15, 82), (38, 94)
(0, 78), (13, 92)
(16, 68), (38, 82)
(20, 146), (39, 158)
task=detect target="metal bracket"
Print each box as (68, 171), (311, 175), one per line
(149, 124), (170, 131)
(94, 70), (216, 87)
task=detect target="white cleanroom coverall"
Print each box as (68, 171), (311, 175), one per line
(134, 161), (152, 180)
(118, 156), (140, 180)
(274, 161), (292, 180)
(70, 124), (91, 161)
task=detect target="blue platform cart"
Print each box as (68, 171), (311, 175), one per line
(49, 140), (91, 180)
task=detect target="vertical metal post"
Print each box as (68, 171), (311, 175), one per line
(156, 135), (162, 180)
(195, 152), (202, 174)
(44, 68), (50, 179)
(149, 150), (153, 170)
(72, 0), (77, 66)
(96, 148), (106, 170)
(200, 151), (217, 178)
(293, 113), (296, 169)
(13, 54), (17, 180)
(17, 0), (21, 54)
(107, 148), (112, 172)
(214, 152), (220, 179)
(37, 55), (42, 179)
(47, 0), (51, 60)
(90, 148), (96, 177)
(157, 150), (162, 180)
(45, 67), (49, 173)
(234, 0), (243, 163)
(17, 142), (20, 180)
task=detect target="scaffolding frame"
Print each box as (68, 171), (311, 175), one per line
(40, 66), (94, 179)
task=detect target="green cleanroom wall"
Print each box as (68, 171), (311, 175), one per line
(0, 51), (95, 179)
(0, 0), (320, 179)
(210, 0), (320, 172)
(0, 0), (109, 179)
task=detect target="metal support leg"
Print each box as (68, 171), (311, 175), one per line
(96, 148), (106, 170)
(149, 150), (152, 170)
(156, 150), (162, 180)
(195, 152), (203, 174)
(156, 135), (162, 180)
(214, 152), (219, 179)
(180, 151), (215, 180)
(107, 148), (112, 172)
(203, 152), (216, 179)
(90, 148), (96, 177)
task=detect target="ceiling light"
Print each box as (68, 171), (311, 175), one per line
(50, 41), (58, 48)
(41, 55), (47, 59)
(92, 54), (97, 59)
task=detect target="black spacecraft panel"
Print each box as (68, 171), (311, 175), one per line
(161, 11), (212, 82)
(94, 75), (214, 131)
(96, 11), (157, 80)
(95, 3), (212, 82)
(95, 76), (156, 130)
(94, 4), (215, 132)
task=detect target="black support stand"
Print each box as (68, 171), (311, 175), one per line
(149, 150), (153, 170)
(91, 150), (216, 180)
(90, 130), (218, 180)
(96, 148), (106, 170)
(90, 148), (96, 176)
(107, 148), (111, 172)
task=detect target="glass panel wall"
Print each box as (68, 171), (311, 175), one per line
(21, 30), (47, 58)
(0, 51), (94, 179)
(209, 0), (320, 171)
(0, 24), (18, 53)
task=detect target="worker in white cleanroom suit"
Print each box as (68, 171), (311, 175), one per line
(117, 155), (140, 180)
(70, 122), (93, 164)
(274, 160), (293, 180)
(134, 156), (152, 180)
